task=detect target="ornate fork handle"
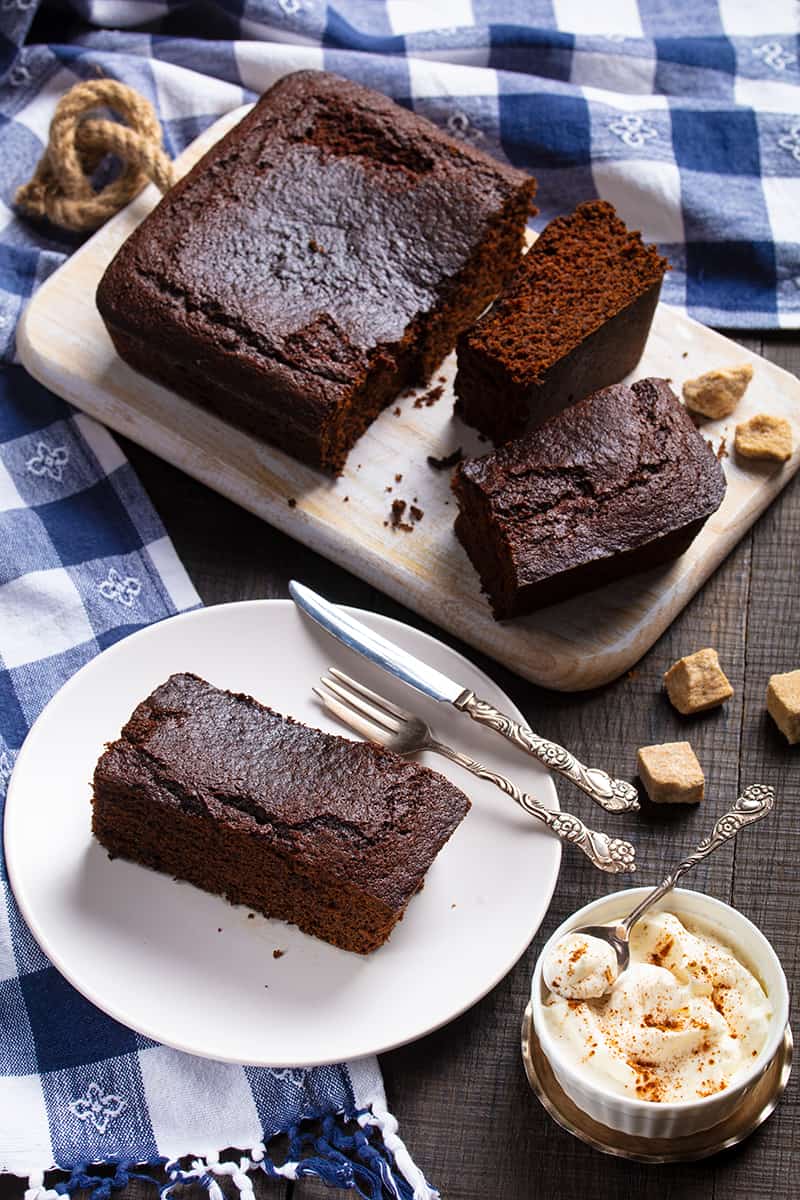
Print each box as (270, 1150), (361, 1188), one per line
(432, 740), (636, 875)
(622, 784), (774, 932)
(454, 691), (639, 814)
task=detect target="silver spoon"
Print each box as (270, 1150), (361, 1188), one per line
(572, 784), (775, 990)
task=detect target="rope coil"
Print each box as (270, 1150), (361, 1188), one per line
(15, 79), (176, 233)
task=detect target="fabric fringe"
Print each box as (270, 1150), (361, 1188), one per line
(22, 1106), (438, 1200)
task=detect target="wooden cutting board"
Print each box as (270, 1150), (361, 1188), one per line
(16, 106), (800, 691)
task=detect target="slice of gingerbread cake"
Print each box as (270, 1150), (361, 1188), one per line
(452, 378), (726, 619)
(454, 201), (668, 445)
(92, 673), (471, 954)
(96, 70), (537, 473)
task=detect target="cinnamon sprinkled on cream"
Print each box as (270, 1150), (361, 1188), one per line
(543, 912), (772, 1103)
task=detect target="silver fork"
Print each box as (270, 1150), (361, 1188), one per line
(314, 668), (636, 875)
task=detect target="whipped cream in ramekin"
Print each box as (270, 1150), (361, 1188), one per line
(542, 912), (772, 1103)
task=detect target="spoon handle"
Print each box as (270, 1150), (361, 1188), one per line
(621, 784), (774, 934)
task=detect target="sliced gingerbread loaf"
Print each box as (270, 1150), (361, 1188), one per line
(452, 378), (726, 619)
(96, 70), (537, 473)
(92, 673), (471, 954)
(454, 201), (668, 444)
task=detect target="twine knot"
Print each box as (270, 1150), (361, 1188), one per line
(15, 79), (176, 233)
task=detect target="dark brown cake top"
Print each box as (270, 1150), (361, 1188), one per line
(97, 70), (534, 406)
(101, 672), (470, 909)
(456, 378), (726, 585)
(462, 200), (668, 386)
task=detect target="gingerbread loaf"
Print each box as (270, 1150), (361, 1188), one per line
(452, 378), (726, 618)
(96, 70), (537, 473)
(92, 673), (471, 954)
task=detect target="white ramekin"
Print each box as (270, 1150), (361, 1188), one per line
(531, 887), (789, 1139)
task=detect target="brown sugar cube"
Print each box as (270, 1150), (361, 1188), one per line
(683, 363), (752, 420)
(766, 670), (800, 744)
(664, 648), (734, 715)
(734, 414), (793, 463)
(637, 742), (704, 804)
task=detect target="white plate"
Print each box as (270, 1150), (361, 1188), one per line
(5, 600), (560, 1066)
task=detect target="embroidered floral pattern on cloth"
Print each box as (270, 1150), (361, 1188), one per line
(2, 2), (800, 1196)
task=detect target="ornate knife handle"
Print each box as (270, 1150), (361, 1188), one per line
(433, 741), (636, 875)
(621, 784), (775, 933)
(454, 691), (639, 814)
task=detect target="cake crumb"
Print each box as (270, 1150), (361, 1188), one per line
(343, 495), (349, 502)
(682, 351), (689, 358)
(410, 505), (424, 522)
(438, 375), (447, 383)
(767, 669), (800, 743)
(637, 742), (704, 804)
(217, 927), (223, 933)
(248, 913), (255, 919)
(716, 437), (728, 460)
(427, 447), (463, 471)
(683, 363), (752, 420)
(385, 486), (392, 493)
(395, 473), (403, 482)
(390, 499), (412, 531)
(287, 498), (296, 508)
(664, 648), (733, 715)
(414, 385), (444, 408)
(735, 413), (792, 463)
(273, 949), (285, 959)
(393, 407), (401, 416)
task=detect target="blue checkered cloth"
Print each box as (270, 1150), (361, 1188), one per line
(0, 369), (434, 1199)
(1, 2), (799, 1194)
(1, 0), (799, 347)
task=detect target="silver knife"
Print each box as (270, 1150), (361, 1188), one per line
(289, 581), (639, 813)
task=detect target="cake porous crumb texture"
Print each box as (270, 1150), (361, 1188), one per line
(96, 70), (536, 473)
(91, 673), (470, 954)
(454, 200), (668, 444)
(452, 377), (726, 619)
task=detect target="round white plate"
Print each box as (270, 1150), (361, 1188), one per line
(5, 600), (560, 1066)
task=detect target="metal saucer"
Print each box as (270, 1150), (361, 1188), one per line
(520, 1002), (793, 1164)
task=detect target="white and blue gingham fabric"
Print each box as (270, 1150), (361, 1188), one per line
(0, 369), (433, 1200)
(1, 0), (799, 352)
(1, 1), (799, 1195)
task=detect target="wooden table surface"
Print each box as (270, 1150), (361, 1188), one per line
(3, 332), (798, 1200)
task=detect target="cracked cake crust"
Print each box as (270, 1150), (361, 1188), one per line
(452, 378), (727, 619)
(91, 672), (471, 954)
(96, 69), (537, 473)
